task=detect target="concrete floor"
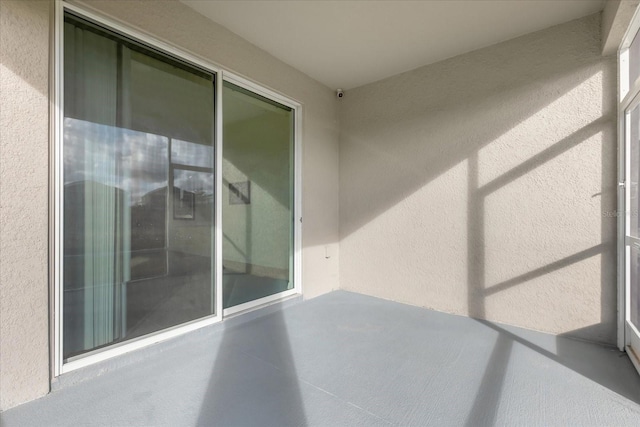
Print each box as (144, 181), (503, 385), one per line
(3, 290), (640, 426)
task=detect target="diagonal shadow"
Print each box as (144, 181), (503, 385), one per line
(475, 319), (640, 405)
(464, 124), (621, 424)
(483, 243), (608, 297)
(477, 117), (610, 197)
(463, 333), (513, 427)
(339, 14), (609, 242)
(196, 309), (307, 426)
(463, 34), (622, 421)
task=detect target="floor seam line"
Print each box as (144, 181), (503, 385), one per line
(233, 347), (396, 425)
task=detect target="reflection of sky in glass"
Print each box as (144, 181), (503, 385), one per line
(174, 169), (214, 197)
(64, 118), (216, 203)
(64, 118), (168, 203)
(172, 139), (214, 169)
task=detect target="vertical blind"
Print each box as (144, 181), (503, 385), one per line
(63, 14), (215, 359)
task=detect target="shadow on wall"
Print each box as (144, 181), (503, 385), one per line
(462, 71), (630, 423)
(339, 13), (617, 344)
(460, 17), (626, 424)
(0, 0), (49, 97)
(196, 308), (307, 426)
(339, 13), (630, 425)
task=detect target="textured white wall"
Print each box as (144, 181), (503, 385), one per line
(339, 14), (618, 344)
(0, 0), (51, 411)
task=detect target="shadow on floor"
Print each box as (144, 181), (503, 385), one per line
(196, 309), (308, 426)
(464, 319), (640, 426)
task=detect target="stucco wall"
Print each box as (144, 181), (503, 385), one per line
(339, 13), (618, 344)
(0, 0), (52, 411)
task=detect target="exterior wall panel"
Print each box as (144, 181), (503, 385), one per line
(339, 14), (618, 345)
(0, 0), (52, 411)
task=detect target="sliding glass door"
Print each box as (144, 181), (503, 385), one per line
(222, 82), (295, 310)
(63, 14), (216, 360)
(621, 14), (640, 374)
(59, 8), (299, 369)
(624, 101), (640, 369)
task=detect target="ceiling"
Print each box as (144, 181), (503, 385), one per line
(181, 0), (606, 90)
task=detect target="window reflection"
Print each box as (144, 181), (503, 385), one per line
(172, 139), (214, 168)
(63, 118), (215, 358)
(222, 82), (294, 308)
(63, 14), (215, 360)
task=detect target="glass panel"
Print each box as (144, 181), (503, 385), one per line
(171, 139), (214, 168)
(631, 245), (640, 330)
(631, 105), (640, 331)
(222, 82), (294, 308)
(631, 105), (640, 238)
(631, 30), (640, 91)
(63, 15), (215, 359)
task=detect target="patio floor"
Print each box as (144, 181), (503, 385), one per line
(2, 290), (640, 426)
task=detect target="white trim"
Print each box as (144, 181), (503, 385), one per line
(223, 289), (299, 317)
(53, 0), (65, 378)
(215, 69), (224, 320)
(629, 329), (640, 376)
(63, 2), (222, 76)
(624, 101), (633, 351)
(54, 0), (303, 375)
(294, 84), (304, 300)
(627, 344), (640, 374)
(62, 315), (220, 373)
(621, 7), (640, 371)
(221, 72), (303, 314)
(57, 1), (226, 374)
(621, 49), (630, 102)
(64, 1), (303, 110)
(618, 46), (627, 351)
(625, 318), (640, 368)
(626, 244), (632, 346)
(625, 107), (632, 240)
(223, 72), (302, 111)
(621, 81), (640, 113)
(621, 5), (640, 52)
(628, 317), (640, 339)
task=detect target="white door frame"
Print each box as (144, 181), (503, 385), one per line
(220, 72), (303, 318)
(52, 0), (302, 376)
(618, 5), (640, 373)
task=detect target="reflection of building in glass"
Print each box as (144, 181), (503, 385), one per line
(131, 186), (168, 281)
(173, 187), (195, 219)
